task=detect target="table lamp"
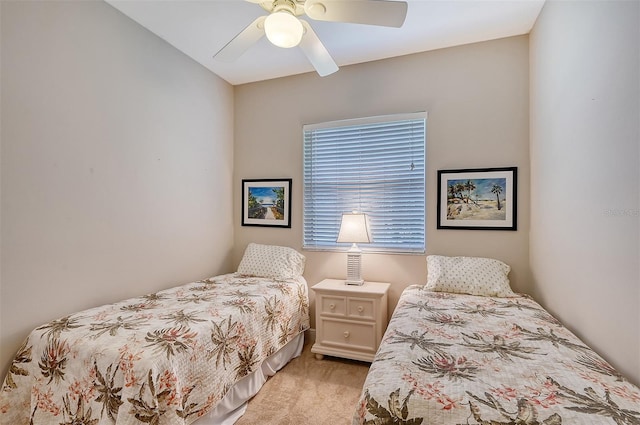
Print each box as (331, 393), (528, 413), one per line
(336, 212), (371, 285)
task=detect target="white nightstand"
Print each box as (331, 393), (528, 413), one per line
(311, 278), (390, 362)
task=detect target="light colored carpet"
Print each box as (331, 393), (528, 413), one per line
(235, 340), (370, 425)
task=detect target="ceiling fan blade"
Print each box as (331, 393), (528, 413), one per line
(299, 20), (338, 77)
(304, 0), (407, 28)
(213, 15), (266, 62)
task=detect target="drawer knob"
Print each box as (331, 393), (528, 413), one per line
(357, 305), (364, 313)
(329, 303), (336, 310)
(343, 331), (350, 338)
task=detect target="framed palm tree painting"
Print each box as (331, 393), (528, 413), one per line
(242, 178), (292, 227)
(437, 167), (517, 230)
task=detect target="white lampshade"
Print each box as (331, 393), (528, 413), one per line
(264, 11), (304, 48)
(337, 212), (371, 244)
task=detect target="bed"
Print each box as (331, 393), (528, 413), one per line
(0, 243), (309, 425)
(353, 255), (640, 424)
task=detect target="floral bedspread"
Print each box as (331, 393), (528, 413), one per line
(0, 273), (309, 425)
(353, 285), (640, 425)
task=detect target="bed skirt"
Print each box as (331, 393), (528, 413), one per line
(196, 332), (305, 425)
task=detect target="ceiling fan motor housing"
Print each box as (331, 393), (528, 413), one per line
(260, 0), (305, 16)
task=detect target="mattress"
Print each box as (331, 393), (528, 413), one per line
(353, 285), (640, 424)
(0, 272), (310, 425)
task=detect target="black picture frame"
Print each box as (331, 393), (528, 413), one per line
(241, 178), (292, 228)
(437, 167), (517, 230)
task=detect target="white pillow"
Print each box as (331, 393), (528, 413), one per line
(425, 255), (515, 297)
(237, 243), (305, 280)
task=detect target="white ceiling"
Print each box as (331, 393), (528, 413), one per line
(106, 0), (545, 85)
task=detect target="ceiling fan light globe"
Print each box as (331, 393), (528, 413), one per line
(264, 11), (304, 48)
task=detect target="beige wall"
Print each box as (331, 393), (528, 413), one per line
(0, 1), (235, 377)
(530, 0), (640, 385)
(234, 36), (530, 323)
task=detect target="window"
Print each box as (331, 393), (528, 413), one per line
(303, 112), (426, 253)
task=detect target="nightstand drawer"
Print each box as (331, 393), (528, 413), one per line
(318, 318), (377, 352)
(319, 295), (346, 316)
(347, 297), (375, 320)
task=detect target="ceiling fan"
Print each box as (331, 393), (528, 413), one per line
(213, 0), (408, 77)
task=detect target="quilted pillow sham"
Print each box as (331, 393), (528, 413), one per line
(237, 243), (305, 280)
(425, 255), (516, 297)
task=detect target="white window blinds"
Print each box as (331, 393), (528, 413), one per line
(303, 112), (426, 253)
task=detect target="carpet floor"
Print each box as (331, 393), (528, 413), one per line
(235, 340), (370, 425)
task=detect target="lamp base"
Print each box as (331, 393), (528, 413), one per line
(345, 248), (363, 286)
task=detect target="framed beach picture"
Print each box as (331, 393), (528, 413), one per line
(437, 167), (517, 230)
(242, 178), (292, 228)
